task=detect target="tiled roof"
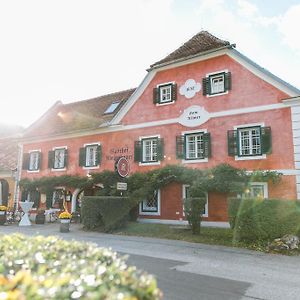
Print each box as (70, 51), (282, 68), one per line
(0, 125), (22, 172)
(0, 139), (18, 171)
(150, 31), (231, 68)
(24, 88), (136, 138)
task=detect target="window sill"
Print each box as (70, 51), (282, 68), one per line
(51, 168), (67, 172)
(235, 154), (266, 161)
(182, 158), (208, 164)
(156, 101), (175, 106)
(82, 166), (100, 170)
(27, 170), (40, 173)
(139, 211), (160, 216)
(207, 91), (228, 98)
(139, 161), (161, 166)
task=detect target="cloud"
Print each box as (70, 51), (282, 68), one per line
(277, 5), (300, 54)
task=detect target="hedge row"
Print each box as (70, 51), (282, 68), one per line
(81, 196), (135, 232)
(0, 234), (161, 299)
(228, 198), (300, 242)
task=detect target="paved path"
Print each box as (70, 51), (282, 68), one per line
(1, 223), (300, 300)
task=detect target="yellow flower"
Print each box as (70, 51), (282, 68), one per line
(58, 211), (71, 219)
(0, 206), (7, 211)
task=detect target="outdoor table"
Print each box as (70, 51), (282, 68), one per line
(19, 202), (34, 226)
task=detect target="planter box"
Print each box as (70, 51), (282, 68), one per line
(60, 219), (71, 232)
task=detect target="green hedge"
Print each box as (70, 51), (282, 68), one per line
(228, 198), (300, 242)
(0, 234), (161, 299)
(81, 196), (135, 232)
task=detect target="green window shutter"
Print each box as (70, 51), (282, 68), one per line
(22, 153), (29, 170)
(171, 83), (177, 101)
(202, 77), (210, 95)
(79, 147), (86, 167)
(224, 72), (232, 91)
(134, 141), (142, 162)
(261, 126), (272, 154)
(203, 133), (211, 158)
(227, 130), (238, 156)
(37, 152), (42, 170)
(46, 191), (53, 209)
(157, 138), (164, 161)
(153, 87), (160, 104)
(33, 191), (40, 208)
(176, 135), (185, 159)
(95, 145), (102, 165)
(48, 151), (54, 169)
(21, 190), (28, 202)
(64, 149), (68, 168)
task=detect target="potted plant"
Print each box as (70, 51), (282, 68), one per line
(35, 209), (46, 224)
(58, 211), (72, 232)
(0, 206), (7, 225)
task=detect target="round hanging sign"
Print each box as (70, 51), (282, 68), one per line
(115, 157), (130, 178)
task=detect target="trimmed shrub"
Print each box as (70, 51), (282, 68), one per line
(230, 198), (300, 243)
(81, 196), (134, 232)
(184, 197), (207, 234)
(0, 234), (162, 299)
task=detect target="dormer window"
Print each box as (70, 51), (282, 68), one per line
(104, 102), (120, 114)
(153, 82), (177, 105)
(202, 71), (231, 96)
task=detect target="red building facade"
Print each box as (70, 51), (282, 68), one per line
(19, 31), (300, 223)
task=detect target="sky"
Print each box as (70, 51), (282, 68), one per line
(1, 0), (300, 128)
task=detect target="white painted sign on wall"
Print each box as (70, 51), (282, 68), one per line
(179, 79), (201, 99)
(178, 105), (210, 127)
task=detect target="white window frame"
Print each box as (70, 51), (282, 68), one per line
(83, 143), (100, 169)
(52, 146), (67, 171)
(139, 135), (161, 166)
(206, 69), (229, 98)
(28, 150), (41, 172)
(139, 189), (161, 216)
(234, 123), (266, 161)
(242, 182), (268, 199)
(181, 129), (208, 164)
(182, 185), (208, 217)
(156, 81), (175, 106)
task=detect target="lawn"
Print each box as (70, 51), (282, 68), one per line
(114, 222), (299, 255)
(115, 222), (236, 247)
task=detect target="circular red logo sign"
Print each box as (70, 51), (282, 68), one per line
(116, 157), (130, 178)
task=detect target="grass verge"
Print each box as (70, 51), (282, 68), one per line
(114, 222), (300, 255)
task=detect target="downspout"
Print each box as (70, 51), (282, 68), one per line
(13, 143), (23, 212)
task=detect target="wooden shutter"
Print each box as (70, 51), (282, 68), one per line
(157, 138), (164, 161)
(153, 87), (160, 104)
(134, 141), (142, 162)
(46, 191), (53, 209)
(171, 83), (177, 101)
(79, 147), (86, 167)
(202, 77), (210, 95)
(64, 149), (68, 168)
(32, 191), (40, 208)
(203, 133), (211, 158)
(48, 151), (54, 169)
(95, 145), (102, 165)
(224, 72), (232, 91)
(22, 153), (29, 170)
(176, 135), (185, 159)
(227, 130), (238, 156)
(21, 190), (28, 202)
(0, 180), (9, 206)
(261, 126), (272, 154)
(37, 152), (42, 170)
